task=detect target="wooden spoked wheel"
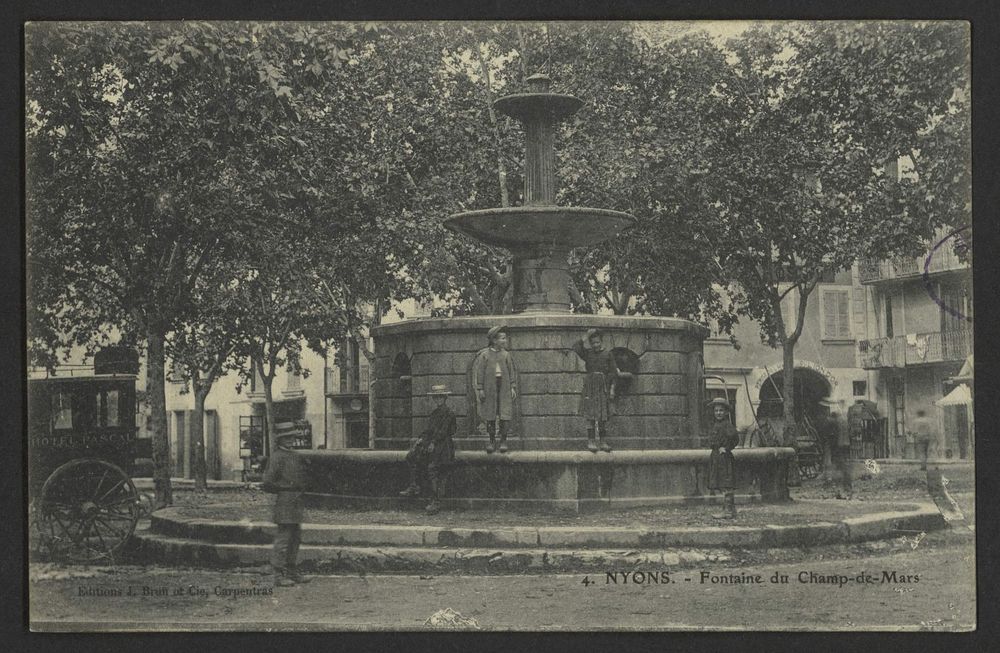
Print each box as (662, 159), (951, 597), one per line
(36, 458), (141, 563)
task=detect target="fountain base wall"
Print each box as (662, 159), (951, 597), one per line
(371, 314), (711, 452)
(300, 448), (795, 513)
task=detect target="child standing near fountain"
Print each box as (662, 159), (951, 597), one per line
(472, 326), (518, 453)
(707, 397), (740, 519)
(262, 432), (311, 586)
(572, 328), (626, 453)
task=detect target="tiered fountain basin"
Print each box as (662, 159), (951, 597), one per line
(296, 73), (795, 513)
(443, 206), (636, 249)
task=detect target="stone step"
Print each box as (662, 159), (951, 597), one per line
(148, 503), (946, 550)
(130, 529), (733, 573)
(379, 436), (703, 452)
(302, 492), (762, 514)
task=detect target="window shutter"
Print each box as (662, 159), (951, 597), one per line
(852, 287), (866, 336)
(822, 289), (852, 339)
(838, 290), (851, 338)
(823, 291), (838, 338)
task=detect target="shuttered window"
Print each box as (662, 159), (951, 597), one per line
(821, 288), (852, 339)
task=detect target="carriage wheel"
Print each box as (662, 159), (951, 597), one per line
(36, 459), (141, 563)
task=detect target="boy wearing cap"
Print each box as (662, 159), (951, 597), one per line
(707, 397), (739, 519)
(262, 433), (311, 586)
(399, 384), (457, 514)
(572, 328), (626, 452)
(472, 326), (518, 453)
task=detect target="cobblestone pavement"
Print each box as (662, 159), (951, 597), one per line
(29, 525), (975, 632)
(29, 462), (976, 631)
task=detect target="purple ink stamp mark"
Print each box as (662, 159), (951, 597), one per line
(923, 226), (972, 323)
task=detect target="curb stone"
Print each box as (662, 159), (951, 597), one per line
(135, 503), (948, 571)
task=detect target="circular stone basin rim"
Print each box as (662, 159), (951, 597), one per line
(493, 92), (584, 122)
(372, 313), (711, 339)
(445, 206), (636, 249)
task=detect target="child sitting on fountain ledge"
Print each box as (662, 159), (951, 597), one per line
(399, 384), (457, 514)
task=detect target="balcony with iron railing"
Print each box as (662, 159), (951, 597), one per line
(325, 365), (371, 396)
(859, 328), (973, 369)
(859, 246), (969, 284)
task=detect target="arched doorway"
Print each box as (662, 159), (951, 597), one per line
(758, 367), (832, 430)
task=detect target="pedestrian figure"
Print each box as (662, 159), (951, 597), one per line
(912, 409), (934, 471)
(399, 384), (457, 514)
(262, 432), (311, 587)
(572, 328), (628, 452)
(471, 326), (517, 453)
(823, 409), (853, 499)
(707, 397), (739, 519)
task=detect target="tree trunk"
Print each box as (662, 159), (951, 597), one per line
(474, 42), (509, 208)
(368, 304), (382, 449)
(262, 374), (276, 460)
(781, 339), (797, 445)
(146, 325), (172, 508)
(191, 381), (211, 491)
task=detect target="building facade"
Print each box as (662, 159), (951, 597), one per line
(856, 231), (973, 461)
(163, 298), (430, 480)
(164, 347), (328, 481)
(703, 267), (875, 448)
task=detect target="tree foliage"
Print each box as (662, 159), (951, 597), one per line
(699, 22), (969, 425)
(26, 21), (970, 460)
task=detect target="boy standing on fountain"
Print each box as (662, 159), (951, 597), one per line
(707, 397), (740, 519)
(472, 326), (518, 453)
(572, 329), (627, 453)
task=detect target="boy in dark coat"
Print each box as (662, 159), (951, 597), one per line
(707, 397), (740, 519)
(572, 328), (627, 452)
(262, 432), (311, 586)
(399, 384), (457, 514)
(472, 326), (517, 453)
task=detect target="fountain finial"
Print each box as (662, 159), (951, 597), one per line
(525, 72), (551, 93)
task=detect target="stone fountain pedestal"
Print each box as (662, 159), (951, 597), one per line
(300, 73), (794, 512)
(302, 448), (794, 513)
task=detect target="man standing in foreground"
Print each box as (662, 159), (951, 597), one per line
(262, 432), (311, 587)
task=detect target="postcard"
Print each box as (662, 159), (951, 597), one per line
(25, 19), (974, 632)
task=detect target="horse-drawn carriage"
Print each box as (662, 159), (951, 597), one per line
(28, 371), (146, 562)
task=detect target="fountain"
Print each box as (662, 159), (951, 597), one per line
(303, 74), (793, 512)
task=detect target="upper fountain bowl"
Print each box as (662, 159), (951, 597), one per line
(493, 93), (584, 124)
(444, 206), (636, 250)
